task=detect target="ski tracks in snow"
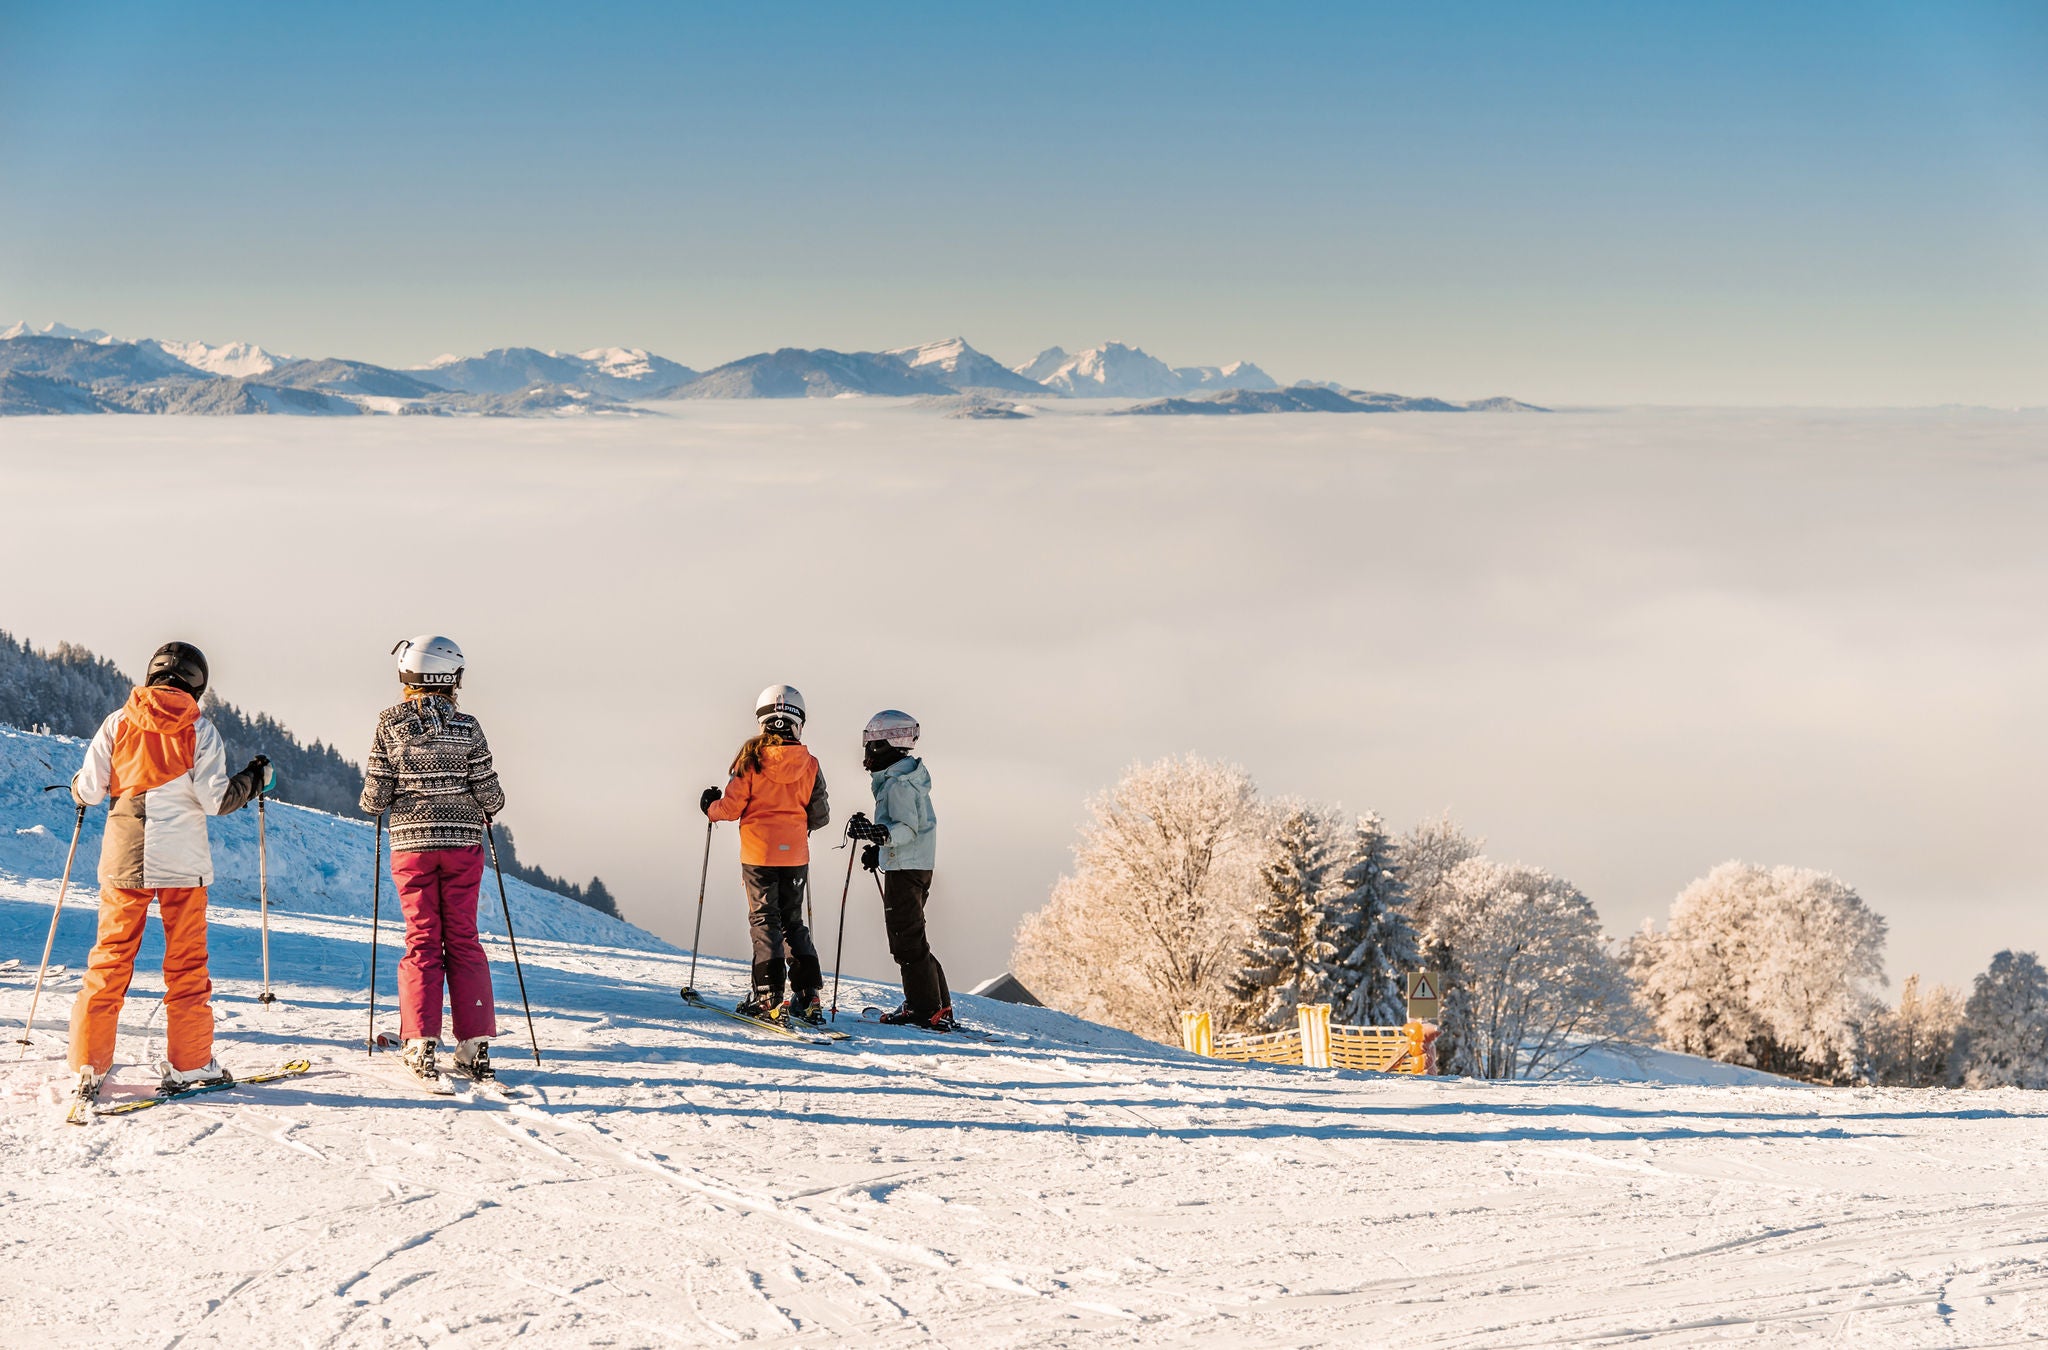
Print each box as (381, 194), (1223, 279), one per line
(7, 901), (2048, 1345)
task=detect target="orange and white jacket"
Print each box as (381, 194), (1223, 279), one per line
(71, 686), (261, 889)
(707, 743), (831, 866)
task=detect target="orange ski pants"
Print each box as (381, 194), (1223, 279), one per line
(67, 886), (214, 1075)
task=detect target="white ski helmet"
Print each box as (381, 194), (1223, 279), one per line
(393, 634), (466, 688)
(755, 684), (806, 736)
(862, 710), (920, 749)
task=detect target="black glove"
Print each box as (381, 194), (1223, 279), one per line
(845, 811), (872, 840)
(860, 844), (880, 873)
(700, 787), (722, 815)
(245, 755), (274, 793)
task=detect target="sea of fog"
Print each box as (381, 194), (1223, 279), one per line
(0, 402), (2042, 993)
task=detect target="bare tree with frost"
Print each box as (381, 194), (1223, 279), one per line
(1013, 755), (1268, 1042)
(1865, 974), (1964, 1087)
(1953, 951), (2048, 1089)
(1632, 862), (1887, 1083)
(1401, 813), (1484, 936)
(1322, 813), (1419, 1026)
(1432, 858), (1640, 1079)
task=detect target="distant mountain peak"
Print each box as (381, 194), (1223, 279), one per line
(404, 345), (697, 398)
(145, 337), (285, 378)
(3, 321), (111, 343)
(886, 338), (1047, 395)
(1014, 342), (1280, 398)
(1013, 347), (1070, 382)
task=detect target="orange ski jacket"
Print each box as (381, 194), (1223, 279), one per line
(71, 686), (261, 888)
(707, 743), (830, 866)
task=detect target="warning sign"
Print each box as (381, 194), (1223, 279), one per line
(1405, 970), (1442, 1023)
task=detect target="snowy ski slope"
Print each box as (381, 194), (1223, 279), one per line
(3, 724), (2046, 1346)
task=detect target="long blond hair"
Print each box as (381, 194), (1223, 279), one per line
(403, 683), (456, 707)
(729, 731), (787, 777)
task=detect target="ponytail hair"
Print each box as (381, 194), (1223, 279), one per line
(729, 732), (787, 778)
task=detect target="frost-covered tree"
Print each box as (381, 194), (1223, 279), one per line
(1231, 802), (1340, 1030)
(1865, 975), (1964, 1087)
(1401, 814), (1484, 936)
(1632, 862), (1887, 1083)
(1433, 859), (1640, 1079)
(1322, 813), (1418, 1026)
(1402, 816), (1485, 1071)
(1014, 755), (1268, 1042)
(1953, 951), (2048, 1089)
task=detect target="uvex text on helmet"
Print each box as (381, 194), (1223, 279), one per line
(146, 642), (209, 698)
(862, 710), (920, 749)
(393, 635), (467, 688)
(755, 684), (807, 732)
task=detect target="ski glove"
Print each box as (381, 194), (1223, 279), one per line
(245, 756), (275, 793)
(860, 844), (881, 873)
(700, 787), (722, 815)
(845, 812), (889, 843)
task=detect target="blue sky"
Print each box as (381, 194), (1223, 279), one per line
(2, 2), (2044, 403)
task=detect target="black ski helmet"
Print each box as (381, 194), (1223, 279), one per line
(145, 641), (209, 698)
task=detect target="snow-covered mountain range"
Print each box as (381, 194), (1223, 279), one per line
(0, 323), (1537, 417)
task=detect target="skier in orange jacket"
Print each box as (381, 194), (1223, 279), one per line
(65, 642), (270, 1115)
(701, 685), (830, 1023)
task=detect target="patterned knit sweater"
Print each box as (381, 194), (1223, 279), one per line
(359, 696), (506, 853)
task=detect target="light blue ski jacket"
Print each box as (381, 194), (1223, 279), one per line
(870, 756), (937, 872)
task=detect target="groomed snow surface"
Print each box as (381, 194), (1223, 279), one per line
(3, 727), (2046, 1347)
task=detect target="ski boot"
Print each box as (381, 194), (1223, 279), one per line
(735, 992), (782, 1021)
(921, 1005), (959, 1033)
(877, 1003), (925, 1026)
(783, 991), (826, 1026)
(453, 1037), (495, 1084)
(401, 1038), (453, 1093)
(65, 1067), (104, 1124)
(157, 1057), (234, 1095)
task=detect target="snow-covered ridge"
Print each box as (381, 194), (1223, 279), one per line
(145, 337), (284, 378)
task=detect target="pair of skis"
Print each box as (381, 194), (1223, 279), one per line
(70, 1059), (314, 1124)
(678, 989), (994, 1044)
(680, 989), (852, 1044)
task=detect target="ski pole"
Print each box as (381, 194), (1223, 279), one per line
(682, 816), (713, 998)
(257, 787), (274, 1005)
(16, 788), (86, 1057)
(367, 813), (384, 1056)
(484, 818), (542, 1066)
(829, 842), (857, 1021)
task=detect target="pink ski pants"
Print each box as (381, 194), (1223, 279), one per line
(392, 846), (497, 1042)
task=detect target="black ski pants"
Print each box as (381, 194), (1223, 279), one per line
(743, 864), (822, 998)
(881, 869), (949, 1014)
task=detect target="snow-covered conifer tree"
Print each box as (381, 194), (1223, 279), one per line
(1954, 951), (2048, 1089)
(1230, 802), (1340, 1030)
(1402, 815), (1485, 1070)
(1321, 812), (1418, 1026)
